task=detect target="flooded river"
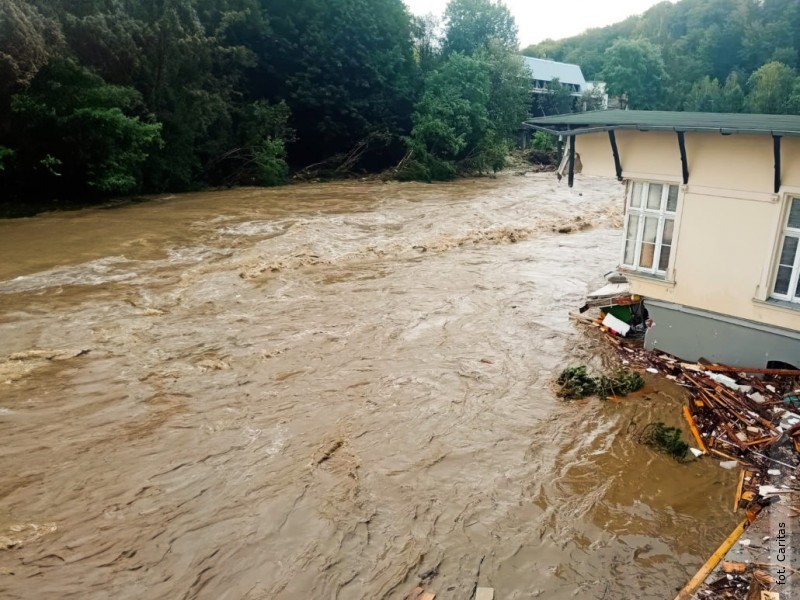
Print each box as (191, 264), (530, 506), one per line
(0, 174), (738, 599)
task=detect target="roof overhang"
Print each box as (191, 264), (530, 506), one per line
(522, 123), (800, 138)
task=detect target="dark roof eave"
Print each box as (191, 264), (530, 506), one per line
(522, 123), (800, 137)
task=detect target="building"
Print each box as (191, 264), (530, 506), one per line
(527, 110), (800, 368)
(522, 57), (586, 97)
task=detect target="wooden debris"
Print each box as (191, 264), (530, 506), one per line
(582, 319), (800, 600)
(406, 586), (435, 600)
(674, 518), (750, 600)
(684, 405), (708, 454)
(733, 469), (745, 513)
(721, 561), (747, 574)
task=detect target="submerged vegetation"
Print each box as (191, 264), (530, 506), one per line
(0, 0), (531, 215)
(556, 366), (645, 400)
(638, 422), (691, 461)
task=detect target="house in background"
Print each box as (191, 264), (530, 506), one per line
(523, 57), (586, 97)
(527, 110), (800, 368)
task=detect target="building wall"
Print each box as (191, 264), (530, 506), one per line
(573, 130), (800, 333)
(644, 299), (800, 367)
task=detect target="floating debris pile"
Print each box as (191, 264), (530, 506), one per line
(573, 310), (800, 600)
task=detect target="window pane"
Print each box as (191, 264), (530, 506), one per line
(789, 198), (800, 229)
(796, 275), (800, 299)
(775, 266), (792, 295)
(647, 183), (663, 209)
(662, 219), (675, 245)
(624, 214), (639, 264)
(639, 217), (658, 269)
(658, 245), (671, 272)
(640, 243), (656, 268)
(630, 182), (644, 208)
(667, 185), (679, 212)
(642, 216), (658, 243)
(779, 236), (798, 266)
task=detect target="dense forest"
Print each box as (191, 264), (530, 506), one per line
(523, 0), (800, 113)
(6, 0), (800, 216)
(0, 0), (530, 215)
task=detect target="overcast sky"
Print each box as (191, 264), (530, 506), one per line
(403, 0), (678, 47)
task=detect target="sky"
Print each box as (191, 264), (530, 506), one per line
(403, 0), (678, 47)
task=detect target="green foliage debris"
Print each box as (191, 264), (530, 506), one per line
(557, 366), (644, 400)
(639, 422), (690, 461)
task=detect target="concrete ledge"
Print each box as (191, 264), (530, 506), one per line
(644, 299), (800, 367)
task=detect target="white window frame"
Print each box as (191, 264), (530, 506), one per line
(771, 197), (800, 304)
(620, 180), (680, 277)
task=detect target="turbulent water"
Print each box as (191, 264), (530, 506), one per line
(0, 174), (738, 600)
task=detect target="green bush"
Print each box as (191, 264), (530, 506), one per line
(557, 366), (644, 400)
(639, 422), (690, 461)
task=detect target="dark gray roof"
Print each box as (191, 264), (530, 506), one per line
(526, 109), (800, 136)
(522, 57), (586, 88)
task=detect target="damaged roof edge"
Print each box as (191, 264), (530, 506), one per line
(523, 123), (800, 137)
(525, 109), (800, 137)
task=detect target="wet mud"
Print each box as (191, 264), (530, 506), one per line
(0, 174), (738, 599)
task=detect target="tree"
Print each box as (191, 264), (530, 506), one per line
(0, 0), (62, 99)
(253, 0), (418, 168)
(580, 85), (606, 112)
(718, 73), (746, 112)
(411, 14), (442, 76)
(532, 78), (575, 116)
(402, 42), (529, 180)
(747, 61), (797, 114)
(600, 39), (667, 109)
(443, 0), (518, 56)
(7, 59), (161, 201)
(685, 76), (722, 112)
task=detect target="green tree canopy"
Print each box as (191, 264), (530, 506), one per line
(600, 39), (667, 109)
(443, 0), (518, 56)
(747, 61), (797, 114)
(8, 60), (161, 200)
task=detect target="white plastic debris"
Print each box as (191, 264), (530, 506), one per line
(749, 392), (766, 404)
(689, 448), (704, 458)
(720, 460), (739, 470)
(768, 469), (782, 476)
(646, 367), (658, 374)
(601, 313), (631, 337)
(758, 485), (784, 497)
(739, 539), (751, 546)
(707, 372), (751, 393)
(767, 384), (777, 393)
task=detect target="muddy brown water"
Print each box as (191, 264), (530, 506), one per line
(0, 174), (738, 599)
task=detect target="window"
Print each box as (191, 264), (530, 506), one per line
(621, 181), (680, 276)
(772, 197), (800, 304)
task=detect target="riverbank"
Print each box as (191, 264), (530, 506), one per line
(0, 151), (558, 220)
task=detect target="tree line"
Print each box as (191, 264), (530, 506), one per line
(0, 0), (532, 215)
(523, 0), (800, 113)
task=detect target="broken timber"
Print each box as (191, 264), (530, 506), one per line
(673, 517), (751, 600)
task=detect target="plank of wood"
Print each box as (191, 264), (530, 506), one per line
(683, 405), (708, 454)
(673, 518), (750, 600)
(702, 364), (800, 376)
(733, 468), (745, 513)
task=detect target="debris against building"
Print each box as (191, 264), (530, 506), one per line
(572, 297), (800, 600)
(528, 110), (800, 369)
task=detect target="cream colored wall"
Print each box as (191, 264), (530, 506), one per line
(573, 130), (799, 332)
